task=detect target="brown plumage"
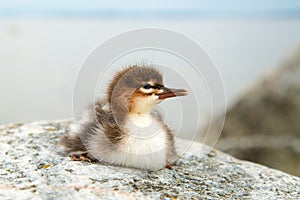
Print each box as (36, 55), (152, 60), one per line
(59, 65), (187, 170)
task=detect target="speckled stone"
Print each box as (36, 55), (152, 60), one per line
(0, 120), (299, 200)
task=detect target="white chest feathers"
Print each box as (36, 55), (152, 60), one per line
(124, 114), (167, 152)
(112, 114), (168, 170)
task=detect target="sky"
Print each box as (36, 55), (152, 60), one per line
(0, 0), (299, 18)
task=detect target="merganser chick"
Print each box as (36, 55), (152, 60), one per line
(60, 65), (188, 171)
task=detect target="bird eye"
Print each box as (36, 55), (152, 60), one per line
(142, 83), (151, 89)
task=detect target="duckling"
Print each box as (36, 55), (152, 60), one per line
(60, 65), (188, 171)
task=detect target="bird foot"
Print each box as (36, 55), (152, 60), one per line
(166, 163), (173, 170)
(69, 152), (96, 163)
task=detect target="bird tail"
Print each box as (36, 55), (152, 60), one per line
(59, 133), (87, 155)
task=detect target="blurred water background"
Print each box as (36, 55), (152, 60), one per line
(1, 0), (300, 134)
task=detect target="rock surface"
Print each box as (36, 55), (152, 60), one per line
(0, 120), (299, 199)
(210, 46), (300, 176)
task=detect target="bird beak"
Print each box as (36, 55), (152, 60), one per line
(157, 86), (188, 100)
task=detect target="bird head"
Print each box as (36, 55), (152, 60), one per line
(107, 65), (187, 121)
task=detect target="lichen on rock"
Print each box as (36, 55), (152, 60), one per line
(0, 120), (299, 199)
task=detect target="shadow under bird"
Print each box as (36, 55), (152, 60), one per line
(60, 65), (188, 171)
